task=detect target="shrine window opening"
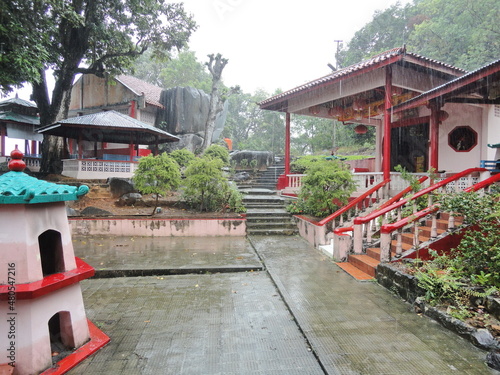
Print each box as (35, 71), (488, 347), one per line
(448, 126), (478, 152)
(38, 230), (65, 276)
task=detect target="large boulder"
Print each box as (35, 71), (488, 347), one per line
(117, 193), (143, 206)
(80, 206), (113, 216)
(108, 178), (136, 198)
(162, 134), (204, 154)
(230, 150), (274, 170)
(157, 86), (209, 135)
(155, 86), (228, 147)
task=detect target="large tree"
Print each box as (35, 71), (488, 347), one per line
(2, 0), (196, 173)
(408, 0), (500, 70)
(338, 0), (499, 71)
(130, 49), (212, 92)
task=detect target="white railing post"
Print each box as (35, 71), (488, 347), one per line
(380, 232), (391, 262)
(353, 224), (363, 254)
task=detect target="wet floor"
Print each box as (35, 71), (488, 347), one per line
(69, 235), (497, 375)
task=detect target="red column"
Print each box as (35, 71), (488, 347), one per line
(129, 100), (137, 119)
(429, 102), (440, 172)
(31, 140), (37, 155)
(0, 125), (5, 157)
(78, 134), (83, 159)
(383, 66), (392, 180)
(285, 112), (291, 176)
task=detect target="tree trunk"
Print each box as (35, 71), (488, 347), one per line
(34, 67), (76, 174)
(201, 54), (228, 152)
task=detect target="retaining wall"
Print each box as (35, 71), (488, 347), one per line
(69, 217), (246, 237)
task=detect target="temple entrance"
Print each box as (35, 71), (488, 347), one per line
(391, 123), (429, 173)
(38, 230), (65, 276)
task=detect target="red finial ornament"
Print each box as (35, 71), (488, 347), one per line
(8, 145), (26, 172)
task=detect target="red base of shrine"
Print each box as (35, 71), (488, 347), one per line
(39, 319), (110, 375)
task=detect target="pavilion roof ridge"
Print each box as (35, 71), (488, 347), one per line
(259, 46), (466, 108)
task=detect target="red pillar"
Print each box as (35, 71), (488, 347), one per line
(78, 134), (83, 159)
(429, 102), (440, 172)
(129, 100), (137, 119)
(31, 140), (37, 155)
(285, 112), (291, 176)
(383, 66), (392, 180)
(0, 125), (5, 157)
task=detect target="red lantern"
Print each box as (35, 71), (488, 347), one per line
(438, 110), (449, 122)
(328, 106), (343, 118)
(352, 99), (366, 112)
(354, 125), (368, 134)
(309, 105), (322, 115)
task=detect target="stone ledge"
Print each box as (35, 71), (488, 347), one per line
(377, 263), (500, 351)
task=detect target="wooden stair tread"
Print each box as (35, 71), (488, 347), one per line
(335, 262), (374, 281)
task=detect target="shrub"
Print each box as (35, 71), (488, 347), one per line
(133, 153), (181, 215)
(182, 157), (245, 212)
(289, 158), (356, 217)
(438, 190), (500, 288)
(169, 149), (195, 169)
(203, 144), (230, 165)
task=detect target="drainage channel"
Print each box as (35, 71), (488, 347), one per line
(247, 236), (330, 375)
(91, 266), (263, 278)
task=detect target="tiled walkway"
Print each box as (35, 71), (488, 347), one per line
(68, 235), (496, 374)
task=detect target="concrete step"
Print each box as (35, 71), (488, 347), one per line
(246, 222), (297, 230)
(247, 228), (298, 235)
(245, 215), (294, 222)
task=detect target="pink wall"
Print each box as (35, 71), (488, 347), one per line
(69, 218), (246, 237)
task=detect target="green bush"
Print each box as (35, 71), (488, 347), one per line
(133, 153), (181, 215)
(288, 158), (356, 217)
(203, 144), (230, 165)
(410, 190), (500, 321)
(182, 157), (245, 213)
(169, 149), (196, 169)
(438, 190), (500, 288)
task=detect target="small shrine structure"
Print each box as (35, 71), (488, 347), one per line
(0, 98), (42, 171)
(0, 148), (109, 374)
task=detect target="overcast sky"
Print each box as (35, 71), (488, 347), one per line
(181, 0), (412, 94)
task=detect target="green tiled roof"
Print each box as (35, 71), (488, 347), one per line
(0, 171), (88, 204)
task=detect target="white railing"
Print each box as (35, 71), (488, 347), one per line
(284, 172), (431, 196)
(282, 174), (305, 195)
(62, 159), (138, 179)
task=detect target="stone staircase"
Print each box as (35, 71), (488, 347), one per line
(338, 212), (463, 279)
(237, 162), (297, 236)
(242, 189), (298, 235)
(252, 165), (285, 190)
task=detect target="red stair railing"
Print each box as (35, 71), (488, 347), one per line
(378, 170), (500, 262)
(352, 168), (488, 259)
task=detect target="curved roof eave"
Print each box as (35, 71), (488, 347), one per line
(259, 47), (465, 111)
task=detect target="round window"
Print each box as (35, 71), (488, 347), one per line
(448, 126), (477, 152)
